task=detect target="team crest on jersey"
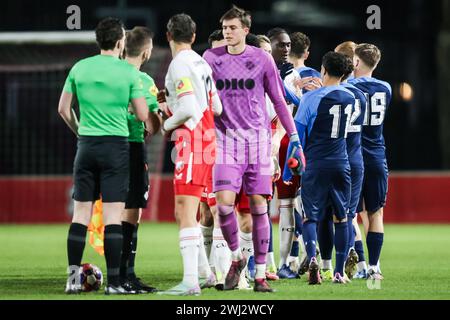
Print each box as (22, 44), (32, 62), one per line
(177, 80), (184, 90)
(175, 77), (194, 96)
(245, 61), (255, 70)
(149, 85), (158, 97)
(175, 161), (185, 172)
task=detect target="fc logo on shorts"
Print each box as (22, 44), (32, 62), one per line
(175, 161), (185, 172)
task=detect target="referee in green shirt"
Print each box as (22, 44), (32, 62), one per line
(120, 26), (161, 293)
(58, 17), (148, 295)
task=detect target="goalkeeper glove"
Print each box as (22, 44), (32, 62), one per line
(282, 133), (306, 183)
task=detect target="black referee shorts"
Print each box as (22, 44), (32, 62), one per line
(73, 136), (129, 203)
(125, 142), (150, 209)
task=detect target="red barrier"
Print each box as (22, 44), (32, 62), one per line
(0, 176), (73, 223)
(383, 172), (450, 223)
(1, 173), (450, 223)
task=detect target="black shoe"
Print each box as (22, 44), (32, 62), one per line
(298, 256), (309, 276)
(215, 283), (224, 291)
(130, 277), (158, 293)
(105, 284), (135, 295)
(120, 280), (139, 294)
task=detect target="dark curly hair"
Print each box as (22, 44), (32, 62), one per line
(322, 51), (354, 79)
(95, 17), (125, 50)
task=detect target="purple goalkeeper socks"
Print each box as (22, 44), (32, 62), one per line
(250, 204), (270, 265)
(217, 204), (239, 252)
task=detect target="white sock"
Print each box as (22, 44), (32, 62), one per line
(357, 261), (367, 272)
(209, 241), (216, 269)
(322, 259), (333, 270)
(279, 199), (295, 268)
(266, 251), (276, 271)
(199, 224), (213, 260)
(212, 228), (231, 281)
(231, 248), (243, 261)
(179, 228), (200, 286)
(239, 231), (253, 261)
(299, 234), (306, 259)
(368, 264), (378, 272)
(376, 260), (382, 274)
(198, 230), (212, 279)
(256, 264), (266, 279)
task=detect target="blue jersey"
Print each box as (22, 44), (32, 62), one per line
(349, 77), (391, 165)
(341, 82), (367, 168)
(298, 66), (321, 95)
(298, 66), (321, 79)
(294, 85), (354, 170)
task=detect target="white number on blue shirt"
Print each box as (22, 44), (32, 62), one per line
(347, 99), (362, 133)
(363, 92), (386, 126)
(329, 104), (352, 138)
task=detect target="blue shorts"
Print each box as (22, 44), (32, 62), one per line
(357, 161), (388, 213)
(348, 165), (364, 219)
(300, 167), (351, 222)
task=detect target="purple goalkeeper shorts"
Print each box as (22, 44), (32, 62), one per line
(213, 143), (272, 196)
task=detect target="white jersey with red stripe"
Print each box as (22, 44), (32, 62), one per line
(165, 49), (219, 129)
(165, 49), (219, 186)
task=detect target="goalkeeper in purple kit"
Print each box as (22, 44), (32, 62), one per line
(203, 5), (305, 292)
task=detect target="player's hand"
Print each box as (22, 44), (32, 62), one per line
(287, 134), (306, 175)
(279, 62), (294, 80)
(304, 77), (322, 91)
(144, 128), (150, 139)
(271, 156), (281, 182)
(157, 89), (167, 104)
(158, 102), (170, 120)
(294, 76), (313, 90)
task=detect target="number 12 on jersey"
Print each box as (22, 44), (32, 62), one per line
(329, 104), (352, 138)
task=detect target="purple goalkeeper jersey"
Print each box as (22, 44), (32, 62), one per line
(203, 45), (295, 147)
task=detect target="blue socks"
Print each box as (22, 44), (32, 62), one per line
(318, 217), (334, 260)
(302, 220), (317, 261)
(366, 232), (384, 266)
(354, 240), (366, 262)
(334, 222), (348, 276)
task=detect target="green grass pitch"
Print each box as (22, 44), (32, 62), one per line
(0, 223), (449, 300)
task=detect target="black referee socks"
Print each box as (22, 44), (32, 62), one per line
(104, 224), (123, 287)
(67, 223), (87, 266)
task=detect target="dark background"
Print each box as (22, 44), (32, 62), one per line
(1, 0), (449, 173)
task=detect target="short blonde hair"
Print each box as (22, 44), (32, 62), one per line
(335, 41), (357, 60)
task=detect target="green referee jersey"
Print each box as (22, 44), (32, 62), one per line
(63, 54), (144, 137)
(127, 71), (159, 143)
